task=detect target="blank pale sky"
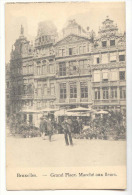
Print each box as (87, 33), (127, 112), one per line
(5, 2), (125, 63)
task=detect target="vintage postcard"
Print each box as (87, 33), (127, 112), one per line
(5, 2), (126, 190)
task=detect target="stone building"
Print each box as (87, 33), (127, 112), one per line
(91, 16), (126, 112)
(55, 20), (93, 109)
(8, 17), (126, 126)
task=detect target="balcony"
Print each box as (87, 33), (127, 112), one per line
(34, 73), (56, 79)
(69, 98), (77, 103)
(110, 81), (119, 86)
(94, 99), (120, 106)
(34, 94), (56, 100)
(59, 98), (77, 104)
(59, 99), (68, 103)
(80, 98), (88, 102)
(92, 81), (120, 87)
(57, 69), (91, 78)
(91, 61), (125, 70)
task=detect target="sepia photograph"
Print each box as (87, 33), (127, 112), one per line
(5, 2), (126, 190)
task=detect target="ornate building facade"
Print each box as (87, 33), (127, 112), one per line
(8, 17), (126, 126)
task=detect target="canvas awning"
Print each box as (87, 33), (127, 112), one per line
(95, 110), (109, 114)
(19, 109), (42, 113)
(54, 109), (90, 117)
(41, 108), (59, 112)
(67, 106), (92, 112)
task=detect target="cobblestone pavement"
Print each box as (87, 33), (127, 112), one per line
(6, 134), (126, 167)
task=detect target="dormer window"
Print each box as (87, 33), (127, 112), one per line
(110, 40), (115, 46)
(102, 41), (107, 47)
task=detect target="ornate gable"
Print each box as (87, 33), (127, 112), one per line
(55, 34), (89, 46)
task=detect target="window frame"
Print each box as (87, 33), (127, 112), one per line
(102, 41), (107, 47)
(70, 82), (77, 98)
(120, 87), (126, 99)
(110, 40), (115, 46)
(103, 87), (109, 99)
(60, 83), (67, 99)
(119, 71), (125, 80)
(119, 55), (125, 62)
(80, 82), (88, 98)
(95, 88), (100, 100)
(111, 87), (117, 99)
(59, 62), (66, 76)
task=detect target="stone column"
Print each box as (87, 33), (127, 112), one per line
(34, 79), (37, 98)
(88, 79), (92, 103)
(66, 61), (69, 76)
(67, 81), (70, 103)
(108, 52), (110, 63)
(77, 79), (81, 104)
(27, 113), (29, 124)
(109, 86), (111, 105)
(117, 86), (120, 101)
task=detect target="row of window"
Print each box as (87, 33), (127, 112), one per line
(60, 82), (126, 100)
(94, 71), (125, 82)
(60, 82), (88, 99)
(36, 65), (54, 75)
(94, 87), (126, 100)
(38, 35), (52, 43)
(94, 53), (125, 65)
(59, 60), (89, 76)
(57, 44), (87, 57)
(102, 40), (116, 47)
(37, 83), (55, 96)
(23, 65), (34, 75)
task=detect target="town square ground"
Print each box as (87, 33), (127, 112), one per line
(6, 133), (126, 167)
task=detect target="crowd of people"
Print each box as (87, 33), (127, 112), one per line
(39, 115), (84, 146)
(8, 110), (126, 141)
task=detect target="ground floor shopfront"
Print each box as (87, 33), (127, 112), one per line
(18, 101), (126, 129)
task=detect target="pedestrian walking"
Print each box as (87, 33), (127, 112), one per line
(62, 116), (73, 146)
(46, 117), (53, 142)
(39, 116), (47, 140)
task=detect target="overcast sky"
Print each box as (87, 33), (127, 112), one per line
(5, 2), (125, 63)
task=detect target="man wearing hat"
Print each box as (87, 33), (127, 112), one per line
(62, 116), (73, 146)
(39, 116), (47, 140)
